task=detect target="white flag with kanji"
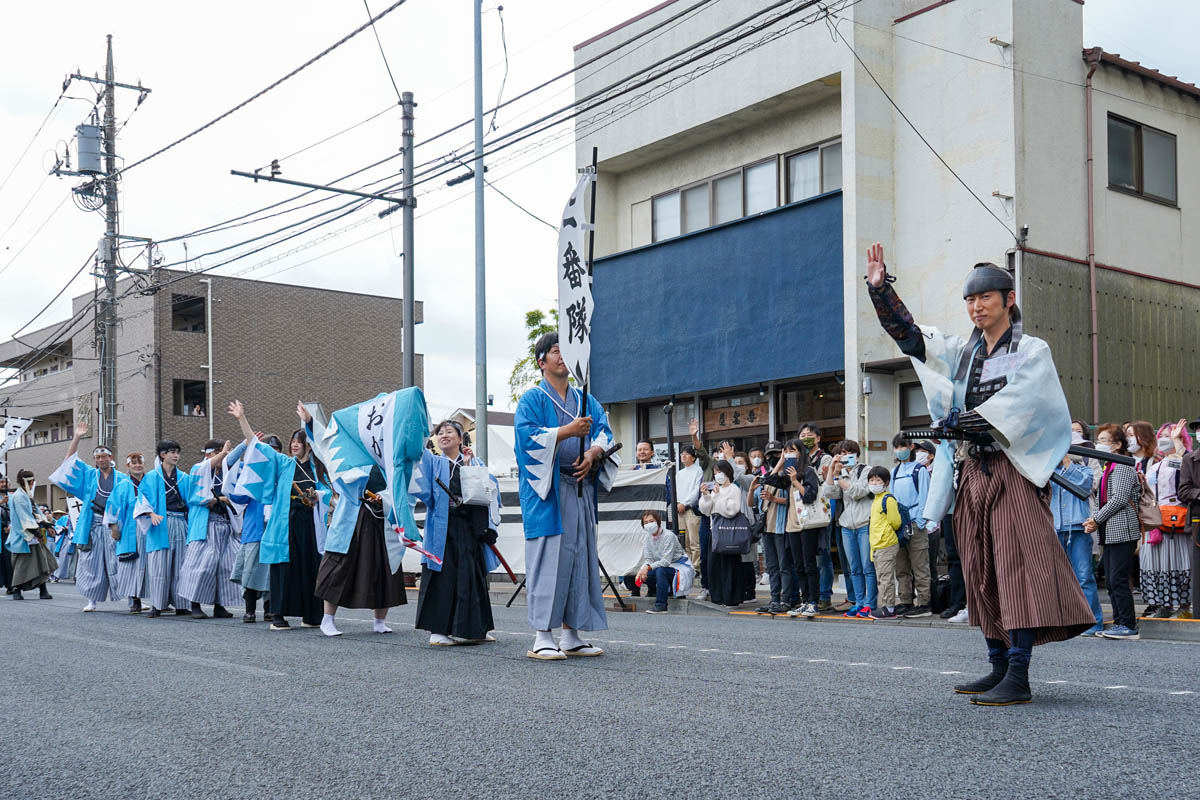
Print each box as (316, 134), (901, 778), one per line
(0, 417), (32, 477)
(557, 172), (595, 386)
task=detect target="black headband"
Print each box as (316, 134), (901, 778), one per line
(962, 263), (1013, 298)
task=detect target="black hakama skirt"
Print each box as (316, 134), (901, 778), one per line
(415, 506), (494, 640)
(314, 502), (407, 610)
(708, 552), (745, 607)
(269, 503), (323, 626)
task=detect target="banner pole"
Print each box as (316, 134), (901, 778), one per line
(577, 147), (598, 497)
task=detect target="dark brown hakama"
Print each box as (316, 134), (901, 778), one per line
(314, 502), (407, 610)
(956, 455), (1096, 646)
(11, 539), (58, 590)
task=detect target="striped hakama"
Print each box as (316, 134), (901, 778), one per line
(53, 535), (76, 581)
(957, 455), (1095, 646)
(524, 476), (608, 632)
(145, 512), (190, 610)
(178, 516), (241, 607)
(113, 523), (148, 599)
(230, 540), (271, 593)
(75, 520), (119, 603)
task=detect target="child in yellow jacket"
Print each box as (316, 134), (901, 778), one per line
(867, 466), (903, 620)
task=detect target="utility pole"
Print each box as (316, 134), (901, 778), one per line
(473, 0), (489, 461)
(55, 36), (151, 454)
(401, 92), (416, 390)
(99, 34), (119, 453)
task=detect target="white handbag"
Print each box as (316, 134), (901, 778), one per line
(458, 465), (497, 507)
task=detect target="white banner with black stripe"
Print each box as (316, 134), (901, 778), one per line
(405, 465), (670, 577)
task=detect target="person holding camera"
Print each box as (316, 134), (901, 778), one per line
(823, 440), (875, 618)
(5, 470), (57, 600)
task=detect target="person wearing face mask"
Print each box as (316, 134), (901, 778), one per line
(1049, 442), (1103, 636)
(799, 424), (837, 611)
(732, 451), (759, 601)
(864, 467), (903, 618)
(135, 439), (195, 618)
(686, 419), (745, 602)
(823, 440), (875, 618)
(629, 511), (692, 614)
(6, 470), (57, 600)
(888, 434), (933, 617)
(1125, 421), (1157, 476)
(1084, 425), (1141, 639)
(1178, 416), (1200, 619)
(105, 453), (148, 613)
(773, 441), (821, 618)
(1138, 420), (1193, 619)
(699, 460), (751, 607)
(49, 420), (131, 612)
(754, 440), (797, 614)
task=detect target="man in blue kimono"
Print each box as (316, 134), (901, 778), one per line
(48, 421), (129, 612)
(515, 332), (620, 661)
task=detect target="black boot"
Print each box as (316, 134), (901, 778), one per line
(954, 641), (1008, 694)
(971, 657), (1032, 706)
(11, 589), (23, 600)
(212, 604), (233, 618)
(191, 602), (209, 619)
(147, 607), (161, 618)
(39, 585), (52, 600)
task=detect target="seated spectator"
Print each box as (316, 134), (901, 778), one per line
(866, 467), (903, 619)
(627, 510), (694, 614)
(823, 440), (875, 618)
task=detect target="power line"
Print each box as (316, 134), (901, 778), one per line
(0, 192), (71, 277)
(362, 0), (404, 105)
(830, 16), (1017, 241)
(114, 0), (412, 178)
(0, 89), (66, 196)
(487, 4), (509, 132)
(8, 249), (96, 342)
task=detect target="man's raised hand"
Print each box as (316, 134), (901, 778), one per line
(866, 242), (887, 288)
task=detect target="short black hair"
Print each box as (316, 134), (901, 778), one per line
(636, 439), (654, 449)
(837, 439), (861, 455)
(867, 466), (891, 484)
(156, 439), (182, 457)
(534, 331), (559, 369)
(680, 445), (696, 459)
(261, 434), (283, 453)
(202, 438), (224, 453)
(892, 433), (911, 448)
(799, 422), (822, 437)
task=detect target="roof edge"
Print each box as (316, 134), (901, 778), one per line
(574, 0), (683, 52)
(1085, 47), (1200, 102)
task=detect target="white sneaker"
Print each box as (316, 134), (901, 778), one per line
(948, 608), (968, 623)
(786, 606), (803, 617)
(429, 633), (456, 646)
(696, 589), (710, 601)
(82, 601), (96, 612)
(320, 619), (342, 637)
(757, 574), (769, 586)
(801, 603), (817, 618)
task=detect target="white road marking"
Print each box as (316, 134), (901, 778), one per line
(637, 643), (656, 647)
(32, 630), (285, 677)
(848, 662), (869, 666)
(699, 648), (721, 653)
(1170, 691), (1194, 696)
(1044, 680), (1067, 684)
(1105, 685), (1128, 689)
(807, 658), (828, 663)
(940, 671), (962, 675)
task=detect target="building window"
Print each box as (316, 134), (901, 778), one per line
(1107, 114), (1177, 205)
(900, 382), (931, 429)
(682, 183), (710, 234)
(743, 159), (777, 215)
(637, 400), (698, 446)
(652, 193), (681, 241)
(712, 172), (742, 224)
(776, 380), (845, 443)
(173, 379), (207, 417)
(171, 294), (206, 333)
(786, 140), (842, 203)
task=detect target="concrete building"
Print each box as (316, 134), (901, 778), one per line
(0, 269), (420, 508)
(574, 0), (1199, 461)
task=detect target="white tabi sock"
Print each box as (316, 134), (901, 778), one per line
(534, 630), (558, 652)
(320, 614), (342, 637)
(559, 628), (585, 651)
(373, 618), (392, 634)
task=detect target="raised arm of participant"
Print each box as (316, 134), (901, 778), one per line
(228, 400), (255, 444)
(864, 242), (926, 362)
(66, 419), (88, 459)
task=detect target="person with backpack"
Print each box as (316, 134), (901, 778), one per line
(1084, 424), (1142, 640)
(889, 434), (933, 617)
(865, 467), (904, 619)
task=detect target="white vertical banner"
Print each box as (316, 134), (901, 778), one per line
(0, 417), (32, 477)
(557, 172), (595, 386)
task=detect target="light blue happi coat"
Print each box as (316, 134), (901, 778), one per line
(47, 454), (129, 547)
(408, 449), (501, 573)
(304, 388), (429, 571)
(104, 476), (142, 556)
(910, 320), (1072, 525)
(184, 457), (244, 542)
(134, 466), (194, 553)
(4, 487), (41, 554)
(513, 379), (619, 539)
(232, 443), (330, 565)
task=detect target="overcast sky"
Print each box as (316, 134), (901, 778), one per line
(0, 0), (1195, 422)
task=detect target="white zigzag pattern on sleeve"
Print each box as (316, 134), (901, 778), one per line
(526, 427), (557, 500)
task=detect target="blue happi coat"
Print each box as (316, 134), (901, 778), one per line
(47, 454), (129, 547)
(4, 487), (41, 554)
(408, 449), (501, 573)
(222, 442), (268, 545)
(233, 442), (330, 565)
(104, 476), (143, 556)
(184, 456), (244, 542)
(134, 465), (194, 553)
(513, 379), (619, 539)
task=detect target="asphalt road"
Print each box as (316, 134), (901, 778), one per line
(3, 583), (1197, 799)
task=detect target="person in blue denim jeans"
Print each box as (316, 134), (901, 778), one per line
(822, 440), (875, 617)
(1050, 453), (1103, 636)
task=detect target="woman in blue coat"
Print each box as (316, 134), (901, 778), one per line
(6, 470), (56, 599)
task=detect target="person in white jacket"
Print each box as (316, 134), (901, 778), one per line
(699, 461), (751, 607)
